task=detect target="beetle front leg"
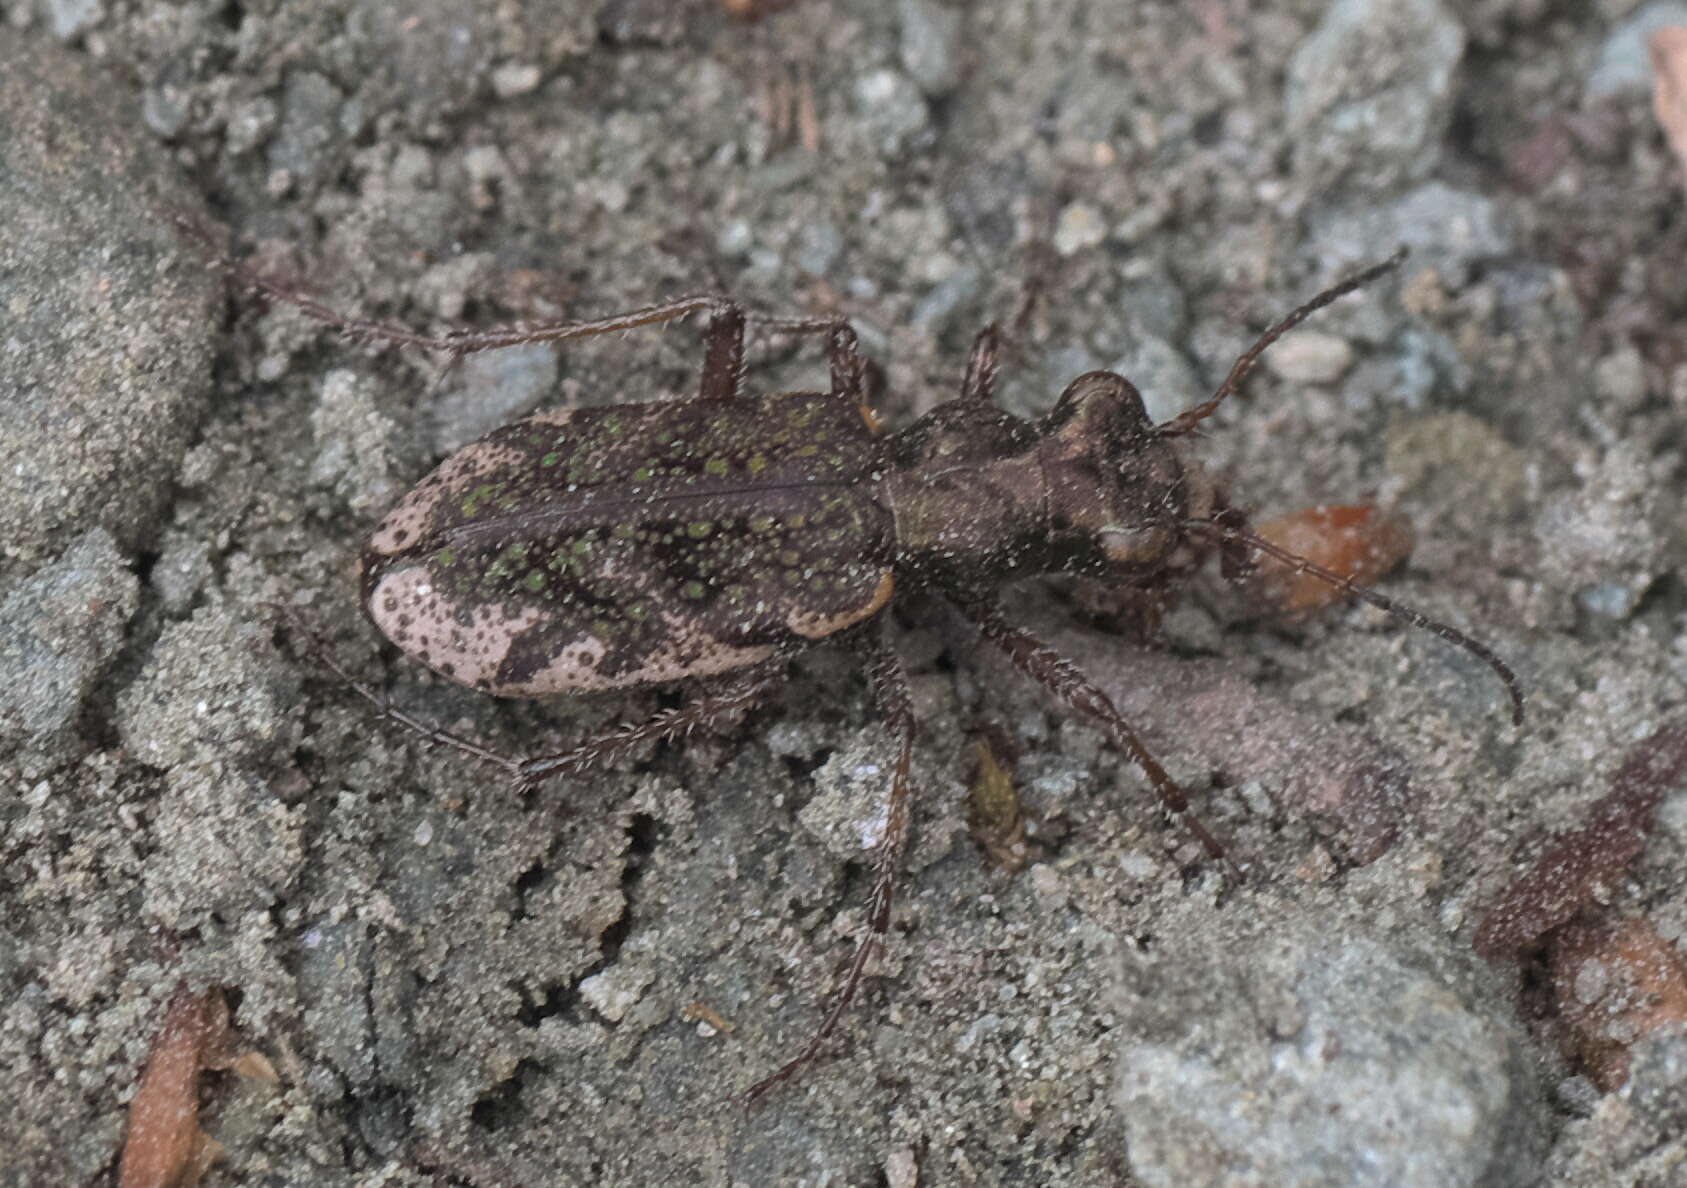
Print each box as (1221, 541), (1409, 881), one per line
(745, 622), (915, 1105)
(952, 595), (1237, 876)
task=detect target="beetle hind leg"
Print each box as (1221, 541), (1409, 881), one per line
(745, 623), (915, 1105)
(508, 666), (783, 790)
(283, 603), (783, 796)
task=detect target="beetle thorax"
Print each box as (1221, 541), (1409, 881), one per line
(880, 371), (1217, 593)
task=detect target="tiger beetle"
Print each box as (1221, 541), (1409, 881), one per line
(218, 237), (1524, 1104)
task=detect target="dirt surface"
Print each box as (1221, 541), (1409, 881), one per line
(4, 1), (1687, 1185)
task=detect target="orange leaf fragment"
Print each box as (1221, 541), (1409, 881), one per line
(1651, 27), (1687, 183)
(720, 0), (797, 20)
(1247, 504), (1414, 616)
(1552, 918), (1687, 1091)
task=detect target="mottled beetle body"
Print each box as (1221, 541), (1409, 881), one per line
(366, 373), (1218, 700)
(214, 239), (1524, 1103)
(364, 393), (895, 694)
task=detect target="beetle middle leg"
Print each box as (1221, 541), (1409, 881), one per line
(952, 595), (1236, 875)
(745, 621), (915, 1105)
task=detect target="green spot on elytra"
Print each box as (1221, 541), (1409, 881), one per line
(613, 522), (636, 539)
(524, 571), (546, 592)
(797, 444), (819, 457)
(541, 452), (561, 467)
(688, 521), (713, 538)
(632, 466), (654, 481)
(704, 457), (728, 476)
(627, 601), (649, 620)
(572, 538), (593, 555)
(681, 580), (706, 600)
(461, 482), (503, 518)
(434, 548), (456, 567)
(748, 514), (775, 533)
(747, 453), (768, 475)
(779, 549), (800, 566)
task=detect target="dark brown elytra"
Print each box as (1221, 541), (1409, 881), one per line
(214, 236), (1525, 1104)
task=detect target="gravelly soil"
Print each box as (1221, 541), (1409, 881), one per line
(4, 2), (1687, 1185)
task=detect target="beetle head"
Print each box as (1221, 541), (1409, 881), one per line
(1037, 370), (1216, 581)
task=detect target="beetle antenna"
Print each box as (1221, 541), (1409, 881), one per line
(1158, 249), (1408, 439)
(1186, 519), (1525, 727)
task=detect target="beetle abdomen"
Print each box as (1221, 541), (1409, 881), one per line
(362, 393), (895, 695)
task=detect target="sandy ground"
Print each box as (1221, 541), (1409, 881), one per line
(4, 1), (1687, 1185)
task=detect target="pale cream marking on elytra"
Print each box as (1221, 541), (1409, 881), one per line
(368, 440), (529, 556)
(786, 571), (894, 639)
(508, 609), (777, 695)
(367, 565), (548, 690)
(527, 406), (587, 427)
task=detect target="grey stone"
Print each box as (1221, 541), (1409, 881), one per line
(1312, 184), (1513, 285)
(1106, 334), (1204, 426)
(429, 344), (561, 454)
(0, 529), (138, 760)
(43, 0), (102, 40)
(1115, 895), (1548, 1188)
(1264, 330), (1355, 386)
(899, 0), (965, 98)
(267, 70), (345, 188)
(1586, 1), (1687, 98)
(1286, 0), (1465, 193)
(0, 39), (218, 574)
(853, 66), (931, 158)
(1534, 444), (1667, 622)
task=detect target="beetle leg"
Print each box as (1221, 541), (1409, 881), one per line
(509, 666), (783, 788)
(187, 223), (743, 362)
(951, 595), (1239, 877)
(745, 623), (915, 1105)
(697, 304), (748, 400)
(281, 601), (784, 789)
(959, 323), (1002, 404)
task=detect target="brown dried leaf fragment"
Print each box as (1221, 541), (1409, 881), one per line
(969, 739), (1033, 872)
(721, 0), (797, 21)
(1247, 504), (1413, 617)
(119, 985), (270, 1188)
(119, 987), (230, 1188)
(1551, 917), (1687, 1091)
(1475, 716), (1687, 959)
(1651, 27), (1687, 185)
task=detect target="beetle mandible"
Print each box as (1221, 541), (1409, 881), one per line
(227, 243), (1524, 1102)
